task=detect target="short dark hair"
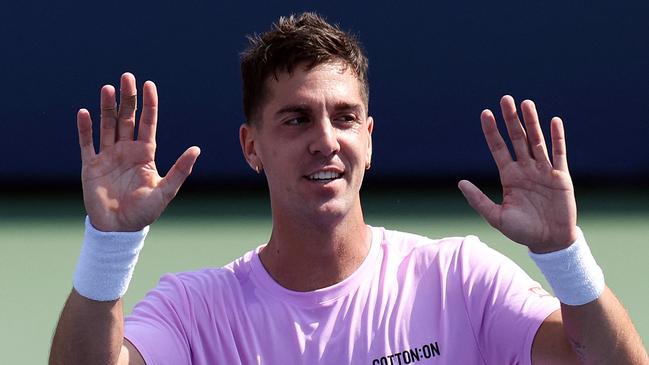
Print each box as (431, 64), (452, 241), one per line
(240, 12), (369, 125)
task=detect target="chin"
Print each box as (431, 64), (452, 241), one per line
(308, 197), (358, 221)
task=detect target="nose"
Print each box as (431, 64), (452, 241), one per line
(308, 118), (340, 157)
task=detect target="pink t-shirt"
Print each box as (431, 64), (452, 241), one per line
(125, 227), (559, 364)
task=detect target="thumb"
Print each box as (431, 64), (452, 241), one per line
(458, 180), (500, 229)
(160, 146), (201, 202)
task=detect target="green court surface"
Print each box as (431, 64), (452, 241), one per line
(1, 189), (647, 363)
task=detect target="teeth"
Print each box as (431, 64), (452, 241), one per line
(308, 171), (341, 180)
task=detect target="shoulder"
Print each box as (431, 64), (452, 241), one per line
(151, 248), (258, 303)
(374, 226), (486, 261)
(372, 226), (498, 279)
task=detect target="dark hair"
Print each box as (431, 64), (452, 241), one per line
(240, 12), (369, 125)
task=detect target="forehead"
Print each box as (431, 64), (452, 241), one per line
(261, 62), (365, 118)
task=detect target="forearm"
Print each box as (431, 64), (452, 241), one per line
(50, 218), (147, 364)
(561, 287), (648, 365)
(49, 289), (125, 365)
(530, 229), (648, 364)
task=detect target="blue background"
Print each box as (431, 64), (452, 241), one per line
(1, 0), (647, 186)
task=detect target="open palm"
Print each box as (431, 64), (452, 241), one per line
(77, 73), (200, 232)
(459, 96), (578, 253)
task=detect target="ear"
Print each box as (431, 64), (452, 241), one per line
(365, 116), (374, 167)
(239, 123), (261, 172)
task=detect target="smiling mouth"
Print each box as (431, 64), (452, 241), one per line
(306, 171), (343, 182)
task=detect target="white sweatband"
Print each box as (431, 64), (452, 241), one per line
(529, 227), (605, 306)
(73, 216), (149, 301)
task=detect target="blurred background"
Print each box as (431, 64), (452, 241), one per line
(0, 0), (647, 363)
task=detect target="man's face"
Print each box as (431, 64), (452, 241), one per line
(240, 62), (373, 225)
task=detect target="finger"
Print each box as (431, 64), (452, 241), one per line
(138, 81), (158, 144)
(458, 180), (501, 229)
(520, 99), (551, 165)
(480, 109), (513, 170)
(99, 85), (117, 151)
(500, 95), (531, 161)
(550, 117), (569, 172)
(77, 109), (96, 162)
(117, 72), (137, 141)
(160, 146), (201, 203)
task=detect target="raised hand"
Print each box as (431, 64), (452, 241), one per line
(77, 73), (200, 232)
(459, 95), (577, 253)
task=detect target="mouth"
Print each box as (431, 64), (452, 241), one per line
(306, 170), (343, 183)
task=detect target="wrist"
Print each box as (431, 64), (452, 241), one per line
(529, 227), (580, 254)
(529, 227), (605, 306)
(73, 216), (149, 301)
(85, 212), (148, 233)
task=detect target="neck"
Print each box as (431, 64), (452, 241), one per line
(259, 206), (371, 292)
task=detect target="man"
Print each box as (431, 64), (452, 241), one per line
(50, 13), (647, 364)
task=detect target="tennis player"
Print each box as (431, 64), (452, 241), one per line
(50, 12), (647, 364)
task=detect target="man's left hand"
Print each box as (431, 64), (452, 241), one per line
(459, 95), (578, 253)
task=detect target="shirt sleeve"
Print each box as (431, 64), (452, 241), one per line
(125, 274), (194, 365)
(457, 236), (560, 365)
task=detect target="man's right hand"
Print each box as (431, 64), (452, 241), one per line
(77, 73), (200, 232)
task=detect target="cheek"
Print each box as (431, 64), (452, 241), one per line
(340, 135), (370, 159)
(258, 143), (280, 164)
(261, 145), (298, 176)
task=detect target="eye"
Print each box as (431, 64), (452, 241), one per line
(284, 116), (309, 126)
(334, 114), (360, 126)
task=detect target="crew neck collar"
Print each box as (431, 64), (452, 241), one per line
(249, 226), (382, 307)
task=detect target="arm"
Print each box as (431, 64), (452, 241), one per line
(532, 288), (647, 364)
(50, 289), (145, 365)
(459, 95), (648, 364)
(49, 73), (200, 365)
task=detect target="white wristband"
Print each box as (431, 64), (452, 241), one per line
(529, 227), (605, 306)
(73, 216), (149, 301)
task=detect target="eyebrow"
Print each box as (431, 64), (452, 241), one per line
(333, 102), (364, 115)
(275, 105), (310, 117)
(274, 102), (364, 118)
